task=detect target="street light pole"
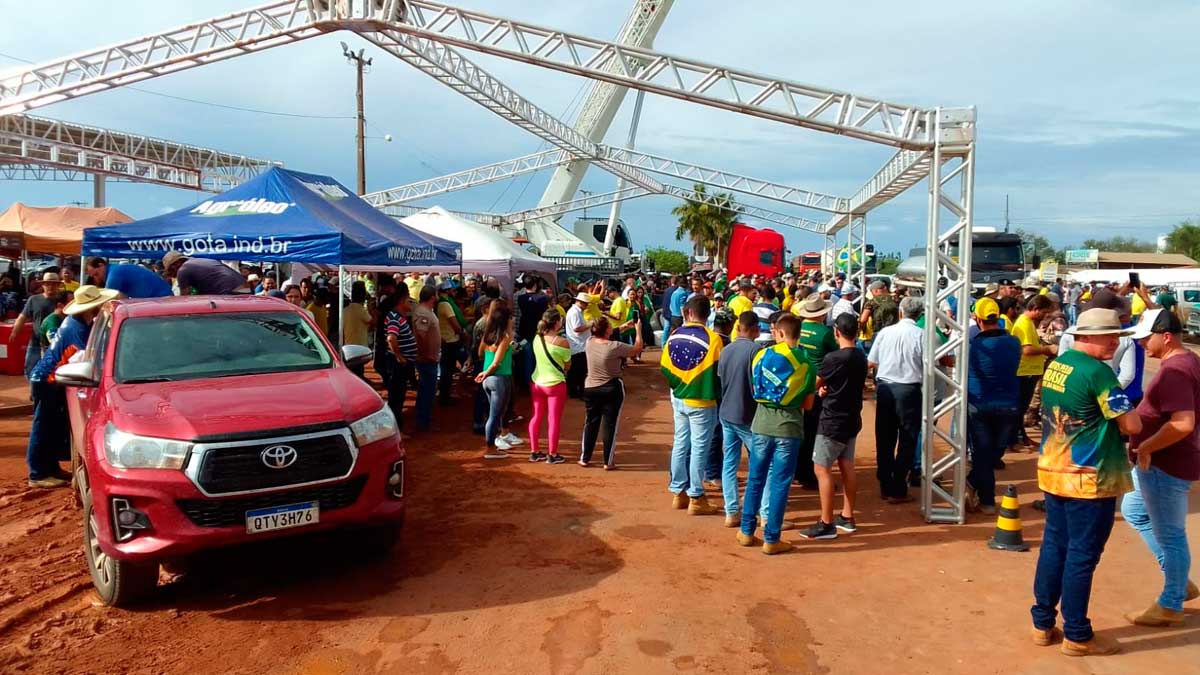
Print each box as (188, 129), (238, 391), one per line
(342, 42), (372, 195)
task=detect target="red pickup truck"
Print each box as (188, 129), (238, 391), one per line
(57, 295), (405, 606)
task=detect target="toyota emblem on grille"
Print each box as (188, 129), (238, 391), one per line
(261, 445), (299, 469)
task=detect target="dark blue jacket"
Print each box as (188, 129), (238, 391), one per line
(660, 284), (677, 321)
(968, 328), (1021, 411)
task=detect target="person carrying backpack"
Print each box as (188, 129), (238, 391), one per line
(736, 313), (817, 555)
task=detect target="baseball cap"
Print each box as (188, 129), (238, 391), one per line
(973, 297), (1000, 321)
(841, 283), (859, 295)
(835, 272), (847, 280)
(1128, 308), (1183, 340)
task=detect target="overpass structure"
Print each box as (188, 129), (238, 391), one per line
(0, 0), (976, 524)
(0, 113), (278, 204)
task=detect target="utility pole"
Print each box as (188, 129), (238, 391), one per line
(1004, 194), (1010, 233)
(341, 42), (372, 195)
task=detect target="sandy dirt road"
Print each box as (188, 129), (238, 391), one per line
(0, 351), (1197, 674)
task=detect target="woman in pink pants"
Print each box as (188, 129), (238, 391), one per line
(529, 308), (571, 464)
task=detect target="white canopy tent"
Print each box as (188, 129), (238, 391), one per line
(399, 206), (558, 293)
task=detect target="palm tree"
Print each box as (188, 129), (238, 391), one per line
(671, 183), (740, 265)
(1166, 221), (1200, 260)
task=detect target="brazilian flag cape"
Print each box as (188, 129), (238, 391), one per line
(660, 323), (722, 405)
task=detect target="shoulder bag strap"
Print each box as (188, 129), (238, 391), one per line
(540, 334), (568, 377)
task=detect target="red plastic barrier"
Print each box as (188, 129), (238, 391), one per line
(0, 321), (33, 376)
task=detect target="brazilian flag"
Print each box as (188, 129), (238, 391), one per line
(660, 324), (722, 403)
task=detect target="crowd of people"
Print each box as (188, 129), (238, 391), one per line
(14, 250), (1197, 658)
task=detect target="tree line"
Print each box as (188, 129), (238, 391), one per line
(1017, 220), (1200, 263)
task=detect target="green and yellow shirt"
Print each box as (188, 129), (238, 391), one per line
(799, 320), (838, 371)
(1037, 349), (1134, 499)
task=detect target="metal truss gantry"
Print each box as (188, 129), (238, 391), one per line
(0, 113), (278, 194)
(0, 0), (975, 523)
(363, 146), (832, 233)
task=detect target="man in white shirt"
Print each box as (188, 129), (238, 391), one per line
(830, 284), (859, 325)
(565, 292), (592, 398)
(868, 296), (926, 504)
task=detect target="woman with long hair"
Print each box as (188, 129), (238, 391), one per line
(580, 314), (643, 469)
(475, 304), (522, 459)
(528, 307), (571, 464)
(342, 281), (373, 379)
(634, 286), (655, 354)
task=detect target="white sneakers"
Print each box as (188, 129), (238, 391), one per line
(492, 433), (523, 452)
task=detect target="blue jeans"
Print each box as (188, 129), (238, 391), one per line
(1121, 467), (1193, 612)
(705, 422), (724, 481)
(721, 421), (755, 516)
(482, 375), (512, 446)
(740, 434), (800, 544)
(966, 406), (1019, 506)
(23, 340), (43, 380)
(669, 397), (716, 498)
(415, 361), (438, 430)
(1066, 304), (1078, 326)
(1031, 493), (1117, 643)
(27, 380), (68, 480)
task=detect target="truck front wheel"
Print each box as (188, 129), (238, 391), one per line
(82, 492), (158, 607)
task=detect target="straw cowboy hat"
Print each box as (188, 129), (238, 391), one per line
(798, 295), (832, 319)
(1066, 308), (1130, 336)
(40, 272), (62, 285)
(574, 292), (593, 304)
(64, 284), (120, 316)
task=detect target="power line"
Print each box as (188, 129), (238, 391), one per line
(0, 51), (355, 120)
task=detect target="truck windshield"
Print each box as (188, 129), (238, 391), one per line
(951, 242), (1024, 268)
(114, 312), (332, 383)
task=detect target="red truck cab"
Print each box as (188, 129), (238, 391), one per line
(726, 223), (786, 279)
(58, 295), (405, 606)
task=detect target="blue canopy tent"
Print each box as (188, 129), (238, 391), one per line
(83, 166), (460, 267)
(83, 166), (462, 344)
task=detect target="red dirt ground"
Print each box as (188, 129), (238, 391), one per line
(0, 351), (1197, 674)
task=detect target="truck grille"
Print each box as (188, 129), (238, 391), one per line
(195, 431), (354, 495)
(176, 476), (368, 528)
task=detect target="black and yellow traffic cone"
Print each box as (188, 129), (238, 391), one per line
(987, 485), (1030, 552)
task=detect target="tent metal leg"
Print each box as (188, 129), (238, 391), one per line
(337, 264), (346, 350)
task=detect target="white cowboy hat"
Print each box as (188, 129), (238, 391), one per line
(64, 284), (120, 316)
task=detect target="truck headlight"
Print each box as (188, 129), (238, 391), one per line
(104, 424), (191, 470)
(350, 406), (398, 447)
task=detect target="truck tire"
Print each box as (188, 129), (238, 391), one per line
(361, 520), (403, 559)
(82, 490), (158, 607)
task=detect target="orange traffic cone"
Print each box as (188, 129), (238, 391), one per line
(987, 485), (1030, 552)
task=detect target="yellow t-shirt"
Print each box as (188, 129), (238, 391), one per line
(610, 296), (629, 321)
(1131, 293), (1146, 318)
(437, 300), (461, 343)
(342, 302), (371, 346)
(63, 281), (80, 292)
(1012, 314), (1045, 376)
(727, 294), (753, 317)
(404, 276), (424, 300)
(306, 302), (328, 336)
(583, 294), (602, 323)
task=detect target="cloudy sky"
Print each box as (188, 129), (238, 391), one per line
(2, 0), (1198, 258)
